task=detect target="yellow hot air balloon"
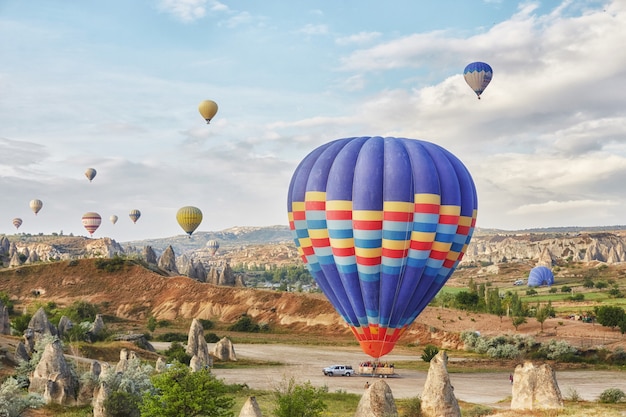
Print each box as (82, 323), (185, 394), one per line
(176, 206), (203, 237)
(129, 209), (141, 224)
(30, 199), (43, 215)
(198, 100), (218, 124)
(12, 218), (22, 230)
(85, 168), (97, 182)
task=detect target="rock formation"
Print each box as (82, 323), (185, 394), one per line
(0, 300), (10, 335)
(239, 396), (263, 417)
(115, 348), (139, 373)
(15, 341), (30, 362)
(57, 316), (73, 339)
(26, 250), (40, 264)
(185, 318), (211, 370)
(158, 245), (178, 274)
(155, 357), (166, 372)
(92, 382), (110, 417)
(177, 255), (207, 282)
(354, 379), (397, 417)
(25, 307), (58, 352)
(511, 361), (563, 410)
(218, 263), (236, 286)
(143, 245), (157, 264)
(28, 339), (79, 405)
(9, 252), (22, 267)
(89, 314), (106, 339)
(420, 351), (460, 417)
(212, 337), (237, 361)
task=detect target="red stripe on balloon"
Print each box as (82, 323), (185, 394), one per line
(353, 220), (382, 230)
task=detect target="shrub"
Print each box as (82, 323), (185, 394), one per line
(462, 404), (494, 417)
(399, 396), (421, 417)
(198, 319), (214, 330)
(162, 341), (192, 366)
(598, 388), (625, 403)
(565, 387), (581, 402)
(421, 345), (439, 362)
(228, 314), (261, 332)
(94, 255), (126, 272)
(156, 332), (188, 342)
(205, 333), (220, 343)
(272, 377), (327, 417)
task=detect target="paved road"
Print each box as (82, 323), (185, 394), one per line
(200, 343), (626, 405)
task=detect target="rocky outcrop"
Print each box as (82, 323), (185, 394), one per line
(177, 255), (207, 282)
(15, 341), (30, 362)
(511, 361), (563, 410)
(158, 246), (178, 275)
(9, 252), (22, 267)
(143, 245), (157, 264)
(0, 300), (10, 335)
(354, 379), (397, 417)
(420, 351), (460, 417)
(92, 382), (110, 417)
(212, 337), (237, 361)
(239, 396), (263, 417)
(113, 333), (155, 352)
(155, 357), (166, 372)
(186, 318), (211, 370)
(28, 339), (79, 405)
(57, 316), (73, 339)
(26, 250), (40, 264)
(218, 264), (236, 286)
(25, 307), (58, 352)
(89, 314), (105, 339)
(463, 232), (626, 265)
(115, 348), (138, 373)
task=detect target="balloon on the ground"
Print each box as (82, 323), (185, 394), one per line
(85, 168), (97, 182)
(110, 215), (118, 225)
(527, 266), (554, 287)
(287, 136), (478, 359)
(463, 62), (493, 99)
(129, 209), (141, 224)
(12, 218), (22, 230)
(206, 239), (219, 255)
(198, 100), (218, 124)
(30, 199), (43, 215)
(176, 206), (203, 236)
(82, 212), (102, 236)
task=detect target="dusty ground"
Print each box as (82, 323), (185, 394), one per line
(201, 343), (626, 405)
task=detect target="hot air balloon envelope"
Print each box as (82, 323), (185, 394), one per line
(85, 168), (97, 182)
(527, 266), (554, 287)
(110, 215), (118, 225)
(206, 239), (219, 255)
(176, 206), (203, 236)
(82, 212), (102, 236)
(198, 100), (218, 124)
(12, 218), (22, 230)
(30, 199), (43, 215)
(464, 62), (493, 99)
(129, 209), (141, 224)
(287, 136), (478, 358)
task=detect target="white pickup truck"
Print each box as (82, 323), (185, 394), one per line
(322, 365), (354, 376)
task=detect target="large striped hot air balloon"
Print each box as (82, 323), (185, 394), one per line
(206, 239), (219, 255)
(30, 199), (43, 215)
(129, 209), (141, 224)
(176, 206), (203, 237)
(12, 218), (22, 230)
(82, 212), (102, 237)
(287, 136), (478, 359)
(463, 61), (493, 99)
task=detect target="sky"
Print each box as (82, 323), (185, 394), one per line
(1, 0), (624, 242)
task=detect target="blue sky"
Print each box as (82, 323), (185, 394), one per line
(1, 0), (624, 242)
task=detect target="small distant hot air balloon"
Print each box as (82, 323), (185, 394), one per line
(206, 239), (219, 255)
(30, 199), (43, 215)
(85, 168), (97, 182)
(129, 209), (141, 224)
(176, 206), (203, 237)
(463, 61), (493, 99)
(198, 100), (218, 124)
(288, 136), (478, 359)
(110, 215), (118, 225)
(82, 212), (102, 237)
(12, 218), (22, 230)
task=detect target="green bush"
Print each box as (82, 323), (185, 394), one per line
(94, 255), (126, 272)
(598, 388), (625, 403)
(205, 333), (220, 343)
(421, 345), (439, 362)
(198, 319), (214, 330)
(162, 341), (192, 366)
(462, 404), (494, 417)
(272, 377), (327, 417)
(155, 332), (188, 342)
(399, 396), (421, 417)
(228, 314), (261, 332)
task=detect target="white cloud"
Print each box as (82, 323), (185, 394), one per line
(158, 0), (208, 22)
(297, 24), (329, 36)
(335, 31), (382, 46)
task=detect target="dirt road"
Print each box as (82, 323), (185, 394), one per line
(205, 343), (626, 406)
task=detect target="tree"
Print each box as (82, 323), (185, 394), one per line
(535, 302), (551, 332)
(141, 363), (234, 417)
(421, 345), (439, 362)
(273, 377), (327, 417)
(594, 306), (626, 329)
(0, 378), (44, 417)
(512, 316), (526, 331)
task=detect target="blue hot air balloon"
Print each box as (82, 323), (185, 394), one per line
(527, 266), (554, 287)
(464, 62), (493, 99)
(287, 136), (478, 358)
